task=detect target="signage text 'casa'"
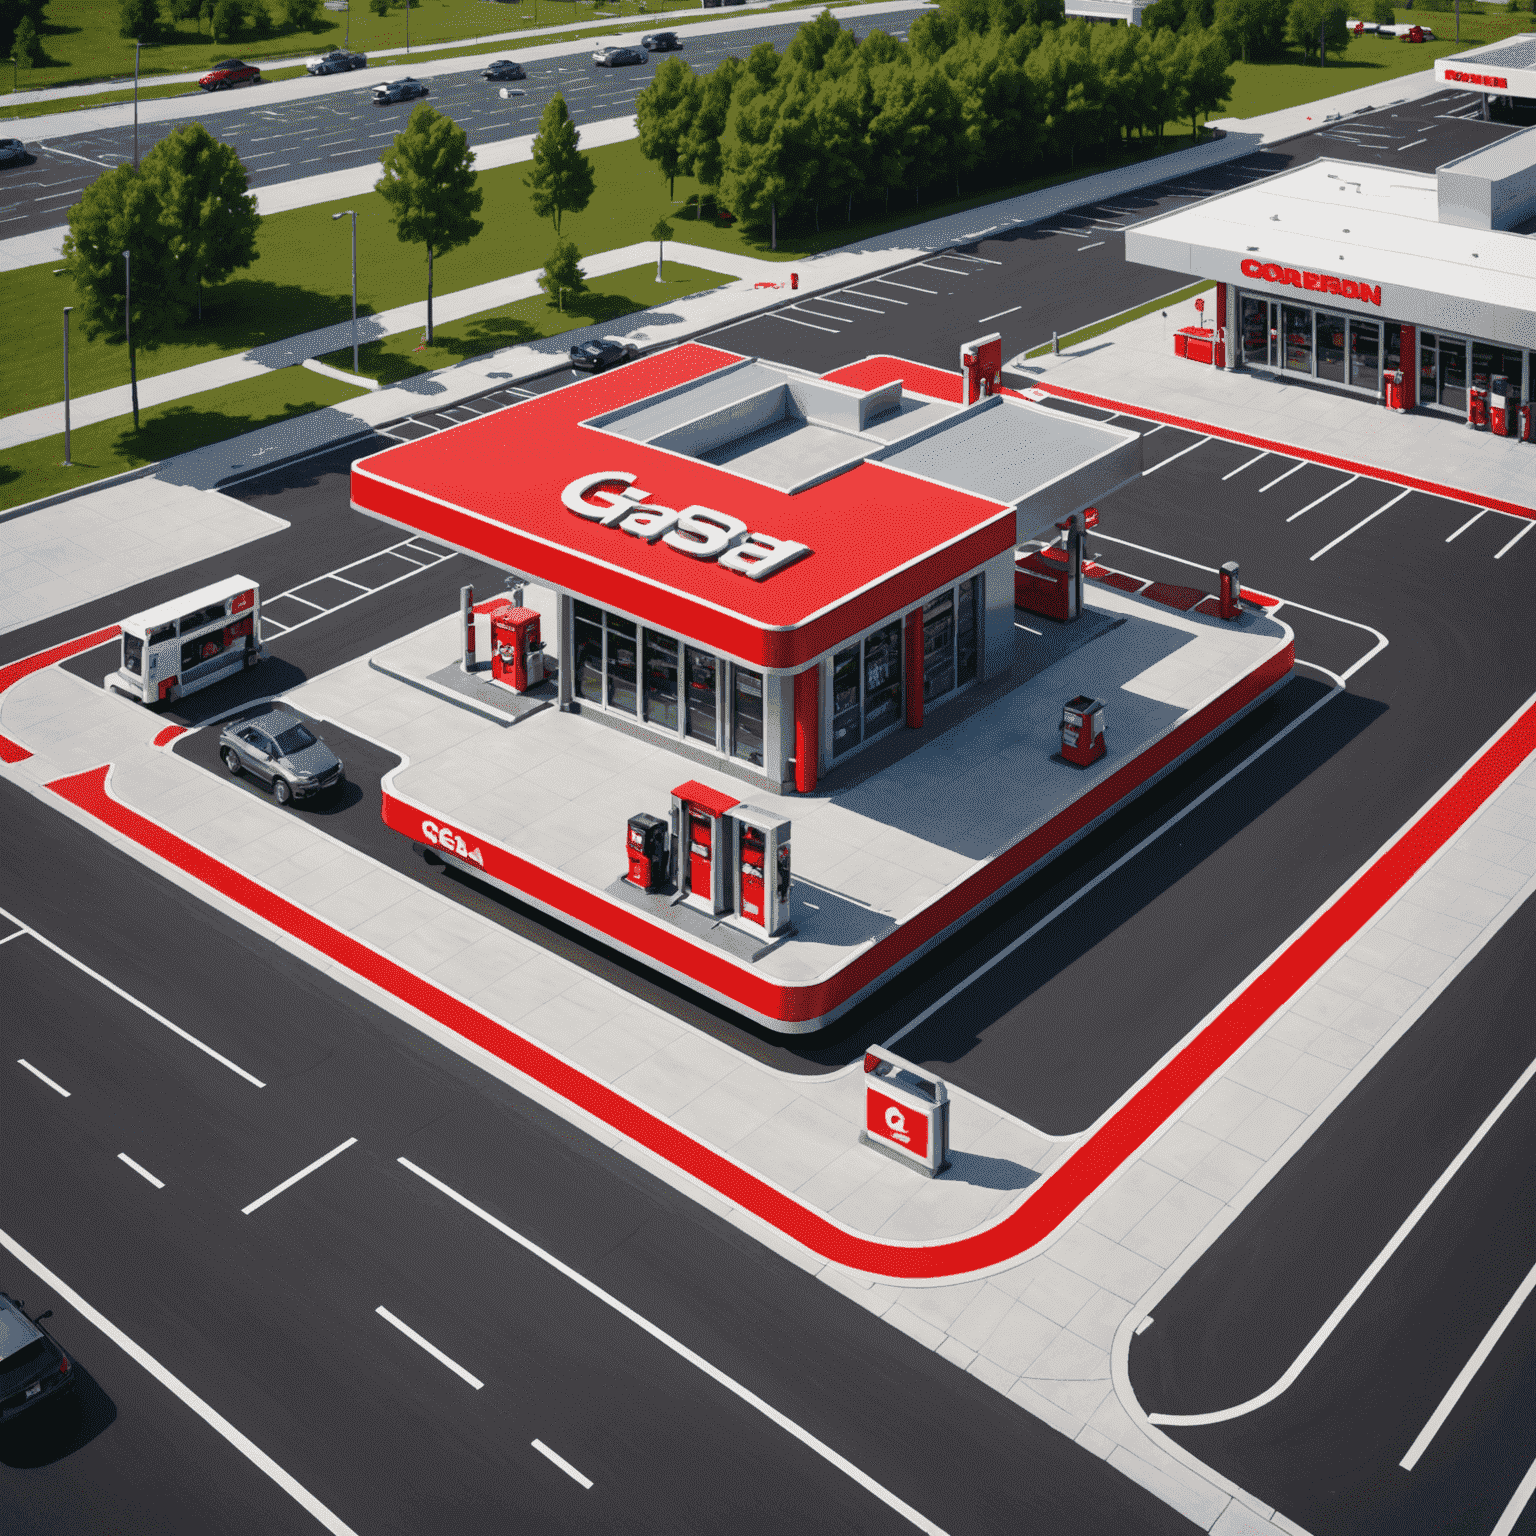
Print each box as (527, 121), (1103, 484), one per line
(562, 473), (811, 582)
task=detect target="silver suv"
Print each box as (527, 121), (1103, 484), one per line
(219, 709), (344, 806)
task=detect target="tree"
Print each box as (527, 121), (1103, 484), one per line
(212, 0), (243, 40)
(376, 102), (483, 343)
(1370, 0), (1394, 19)
(62, 166), (189, 430)
(636, 57), (700, 200)
(140, 121), (261, 318)
(1287, 0), (1351, 60)
(282, 0), (321, 25)
(650, 216), (673, 280)
(681, 54), (740, 217)
(525, 93), (595, 235)
(538, 237), (585, 311)
(1176, 27), (1233, 136)
(369, 0), (389, 12)
(119, 0), (159, 38)
(12, 12), (38, 64)
(250, 0), (271, 36)
(1214, 0), (1289, 60)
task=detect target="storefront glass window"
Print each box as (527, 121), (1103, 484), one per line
(922, 589), (956, 703)
(863, 621), (903, 738)
(957, 577), (980, 687)
(1282, 305), (1312, 374)
(1348, 321), (1380, 392)
(1420, 332), (1438, 407)
(732, 667), (764, 767)
(1241, 297), (1268, 367)
(606, 613), (637, 714)
(574, 601), (603, 705)
(684, 647), (716, 744)
(643, 630), (678, 732)
(831, 645), (861, 758)
(1438, 338), (1467, 411)
(1472, 343), (1525, 404)
(1315, 312), (1346, 384)
(1384, 322), (1403, 379)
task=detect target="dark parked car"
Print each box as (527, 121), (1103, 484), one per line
(372, 77), (429, 104)
(482, 58), (526, 80)
(0, 1292), (77, 1427)
(199, 58), (261, 90)
(306, 48), (367, 74)
(701, 0), (745, 8)
(592, 45), (647, 66)
(570, 336), (639, 372)
(0, 138), (29, 167)
(218, 709), (345, 806)
(641, 31), (682, 50)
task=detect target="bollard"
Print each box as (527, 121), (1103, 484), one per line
(1052, 330), (1059, 355)
(461, 584), (475, 672)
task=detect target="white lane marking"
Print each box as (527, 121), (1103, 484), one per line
(1445, 509), (1486, 543)
(118, 1152), (166, 1189)
(18, 1058), (71, 1097)
(1015, 620), (1043, 635)
(242, 1137), (358, 1216)
(375, 1306), (484, 1390)
(845, 287), (906, 305)
(1135, 1316), (1155, 1335)
(979, 305), (1021, 322)
(1494, 521), (1533, 561)
(1090, 531), (1391, 682)
(0, 1225), (361, 1533)
(918, 262), (970, 276)
(1140, 424), (1165, 438)
(1492, 1453), (1536, 1536)
(883, 683), (1341, 1056)
(1286, 473), (1359, 522)
(1259, 460), (1306, 492)
(1143, 436), (1211, 475)
(791, 306), (849, 324)
(1400, 1258), (1536, 1471)
(1397, 137), (1429, 151)
(399, 1158), (949, 1535)
(952, 253), (1002, 264)
(1150, 1056), (1536, 1427)
(1310, 488), (1412, 560)
(259, 536), (454, 643)
(821, 297), (884, 314)
(1222, 451), (1269, 481)
(873, 277), (937, 294)
(1077, 241), (1105, 251)
(532, 1438), (593, 1489)
(0, 908), (265, 1088)
(0, 927), (25, 945)
(768, 312), (839, 333)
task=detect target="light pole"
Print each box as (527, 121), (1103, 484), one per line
(133, 38), (141, 168)
(405, 0), (410, 53)
(344, 0), (350, 47)
(63, 305), (73, 466)
(332, 209), (358, 374)
(123, 249), (140, 431)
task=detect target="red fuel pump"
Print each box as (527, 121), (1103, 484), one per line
(670, 781), (740, 916)
(960, 332), (1003, 405)
(1468, 386), (1489, 430)
(1489, 376), (1510, 437)
(1219, 560), (1243, 621)
(626, 812), (669, 892)
(1060, 695), (1107, 767)
(490, 607), (545, 693)
(730, 805), (793, 937)
(1522, 402), (1535, 443)
(1385, 370), (1405, 413)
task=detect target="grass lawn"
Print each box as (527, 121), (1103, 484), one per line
(318, 259), (728, 381)
(0, 364), (365, 512)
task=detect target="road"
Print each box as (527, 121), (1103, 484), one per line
(0, 11), (919, 240)
(0, 781), (1200, 1536)
(1127, 890), (1536, 1536)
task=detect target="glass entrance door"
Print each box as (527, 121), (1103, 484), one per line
(1438, 338), (1467, 411)
(1282, 305), (1312, 374)
(1349, 320), (1380, 392)
(1315, 312), (1347, 384)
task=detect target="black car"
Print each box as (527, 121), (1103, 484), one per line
(482, 58), (526, 80)
(570, 337), (639, 372)
(592, 45), (647, 66)
(218, 709), (345, 805)
(641, 31), (681, 50)
(372, 77), (429, 104)
(0, 138), (30, 168)
(306, 48), (367, 74)
(0, 1292), (77, 1427)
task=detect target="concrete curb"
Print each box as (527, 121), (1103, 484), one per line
(0, 461), (161, 525)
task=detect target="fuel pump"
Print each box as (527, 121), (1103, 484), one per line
(959, 331), (1002, 405)
(490, 607), (545, 693)
(1060, 695), (1107, 767)
(729, 806), (793, 937)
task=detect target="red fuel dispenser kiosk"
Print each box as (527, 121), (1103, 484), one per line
(1489, 376), (1511, 438)
(959, 332), (1002, 405)
(490, 607), (545, 693)
(1060, 695), (1107, 767)
(730, 805), (792, 938)
(1468, 385), (1489, 430)
(860, 1045), (950, 1177)
(1220, 560), (1243, 621)
(1014, 511), (1084, 622)
(671, 781), (739, 917)
(626, 812), (669, 892)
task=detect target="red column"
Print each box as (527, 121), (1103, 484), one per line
(905, 608), (924, 730)
(1401, 324), (1418, 410)
(793, 667), (819, 794)
(1215, 282), (1228, 368)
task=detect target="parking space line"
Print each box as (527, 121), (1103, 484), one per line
(918, 262), (970, 276)
(980, 305), (1021, 322)
(1494, 522), (1533, 561)
(1259, 460), (1306, 492)
(1310, 488), (1412, 560)
(822, 297), (884, 314)
(0, 907), (266, 1088)
(118, 1152), (165, 1189)
(873, 277), (937, 294)
(792, 306), (848, 324)
(845, 287), (905, 305)
(1492, 1455), (1536, 1536)
(1400, 1258), (1536, 1471)
(951, 253), (1002, 264)
(1143, 436), (1210, 475)
(1397, 139), (1429, 151)
(1287, 474), (1359, 522)
(1222, 451), (1269, 481)
(1078, 242), (1105, 252)
(532, 1439), (593, 1489)
(1446, 509), (1487, 543)
(768, 312), (839, 333)
(242, 1137), (358, 1216)
(18, 1058), (71, 1097)
(375, 1306), (484, 1389)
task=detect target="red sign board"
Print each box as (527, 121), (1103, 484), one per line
(866, 1086), (929, 1159)
(1239, 258), (1381, 307)
(1445, 68), (1508, 88)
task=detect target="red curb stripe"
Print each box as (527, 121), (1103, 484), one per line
(0, 625), (120, 763)
(153, 725), (188, 748)
(47, 689), (1536, 1278)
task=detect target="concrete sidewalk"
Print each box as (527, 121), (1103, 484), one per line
(1012, 297), (1536, 517)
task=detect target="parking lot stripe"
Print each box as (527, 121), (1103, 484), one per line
(768, 312), (839, 333)
(1222, 451), (1269, 480)
(845, 287), (906, 305)
(1492, 1455), (1536, 1536)
(532, 1439), (593, 1490)
(1310, 488), (1412, 560)
(873, 277), (937, 294)
(18, 1058), (71, 1097)
(1494, 521), (1533, 561)
(241, 1137), (358, 1215)
(1143, 436), (1210, 475)
(1446, 509), (1487, 543)
(118, 1152), (165, 1189)
(375, 1306), (483, 1389)
(1259, 460), (1306, 492)
(979, 305), (1021, 322)
(1287, 474), (1359, 522)
(822, 297), (884, 314)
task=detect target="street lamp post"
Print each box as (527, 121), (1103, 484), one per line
(63, 306), (73, 467)
(123, 249), (140, 431)
(345, 1), (350, 47)
(405, 0), (410, 53)
(332, 209), (359, 374)
(133, 39), (141, 168)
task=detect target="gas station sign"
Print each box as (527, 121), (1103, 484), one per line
(1239, 259), (1381, 307)
(860, 1046), (950, 1176)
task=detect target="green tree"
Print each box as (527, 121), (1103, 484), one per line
(1178, 26), (1233, 135)
(140, 120), (261, 319)
(525, 93), (595, 235)
(681, 54), (741, 217)
(368, 0), (389, 13)
(1370, 0), (1394, 19)
(282, 0), (321, 25)
(1, 0), (44, 60)
(636, 57), (700, 201)
(1214, 0), (1289, 60)
(11, 12), (38, 64)
(119, 0), (159, 38)
(376, 102), (484, 343)
(1287, 0), (1351, 60)
(212, 0), (243, 40)
(650, 215), (673, 279)
(538, 237), (586, 311)
(1025, 21), (1106, 168)
(250, 0), (271, 36)
(62, 166), (189, 430)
